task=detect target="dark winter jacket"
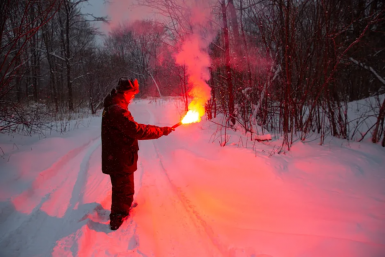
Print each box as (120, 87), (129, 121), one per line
(101, 90), (164, 175)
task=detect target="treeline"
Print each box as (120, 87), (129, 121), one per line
(1, 0), (103, 133)
(138, 0), (385, 148)
(0, 0), (164, 134)
(204, 0), (385, 148)
(1, 0), (384, 148)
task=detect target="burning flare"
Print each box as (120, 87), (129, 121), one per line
(181, 110), (200, 124)
(172, 106), (203, 129)
(172, 85), (208, 129)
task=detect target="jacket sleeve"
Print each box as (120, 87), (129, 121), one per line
(113, 107), (164, 140)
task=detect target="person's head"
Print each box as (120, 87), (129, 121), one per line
(116, 77), (139, 103)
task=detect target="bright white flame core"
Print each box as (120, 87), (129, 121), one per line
(181, 110), (200, 124)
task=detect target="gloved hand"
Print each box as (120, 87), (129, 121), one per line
(162, 127), (174, 136)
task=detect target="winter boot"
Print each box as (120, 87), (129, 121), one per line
(110, 213), (129, 230)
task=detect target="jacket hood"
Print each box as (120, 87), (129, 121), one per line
(103, 89), (129, 109)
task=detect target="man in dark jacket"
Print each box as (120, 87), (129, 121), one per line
(101, 77), (173, 230)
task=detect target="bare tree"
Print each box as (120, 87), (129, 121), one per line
(0, 0), (62, 133)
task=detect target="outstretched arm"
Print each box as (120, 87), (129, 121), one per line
(114, 108), (172, 139)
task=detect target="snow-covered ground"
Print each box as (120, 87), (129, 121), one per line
(0, 98), (384, 257)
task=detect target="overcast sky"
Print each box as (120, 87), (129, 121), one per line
(80, 0), (157, 37)
(80, 0), (107, 30)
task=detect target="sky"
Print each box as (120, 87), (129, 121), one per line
(80, 0), (158, 36)
(0, 97), (384, 256)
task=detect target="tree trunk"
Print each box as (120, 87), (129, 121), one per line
(42, 21), (59, 112)
(228, 0), (242, 68)
(209, 67), (216, 119)
(65, 2), (73, 111)
(60, 1), (74, 111)
(30, 3), (39, 102)
(239, 0), (252, 88)
(372, 98), (385, 144)
(280, 0), (292, 150)
(221, 0), (235, 125)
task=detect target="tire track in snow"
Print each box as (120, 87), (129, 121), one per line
(50, 139), (144, 256)
(132, 108), (224, 256)
(66, 137), (102, 210)
(11, 136), (101, 216)
(1, 136), (102, 257)
(136, 142), (210, 256)
(152, 140), (229, 256)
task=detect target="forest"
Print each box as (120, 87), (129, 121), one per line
(1, 0), (384, 149)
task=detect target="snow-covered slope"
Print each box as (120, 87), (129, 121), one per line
(0, 99), (384, 257)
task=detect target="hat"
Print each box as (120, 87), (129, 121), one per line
(117, 77), (139, 94)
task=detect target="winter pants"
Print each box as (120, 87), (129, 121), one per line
(109, 173), (135, 216)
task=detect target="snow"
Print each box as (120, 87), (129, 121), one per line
(254, 134), (272, 141)
(0, 98), (384, 257)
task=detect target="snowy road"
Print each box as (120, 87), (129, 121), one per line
(0, 101), (224, 256)
(1, 99), (385, 257)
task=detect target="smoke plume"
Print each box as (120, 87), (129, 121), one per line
(174, 1), (217, 118)
(106, 0), (217, 118)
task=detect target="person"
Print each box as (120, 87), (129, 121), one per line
(101, 77), (174, 230)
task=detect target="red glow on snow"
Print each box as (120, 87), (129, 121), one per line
(12, 165), (74, 217)
(12, 159), (74, 216)
(11, 144), (87, 217)
(52, 234), (74, 257)
(40, 188), (70, 218)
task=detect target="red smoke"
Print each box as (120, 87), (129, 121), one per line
(105, 0), (157, 31)
(174, 1), (217, 118)
(106, 0), (218, 117)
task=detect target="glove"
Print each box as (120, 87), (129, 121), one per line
(162, 127), (174, 136)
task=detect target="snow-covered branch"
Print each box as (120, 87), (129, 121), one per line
(71, 73), (91, 83)
(148, 70), (162, 97)
(349, 57), (385, 85)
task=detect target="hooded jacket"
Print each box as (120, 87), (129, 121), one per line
(101, 90), (164, 174)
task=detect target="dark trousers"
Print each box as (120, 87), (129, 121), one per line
(109, 173), (135, 216)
